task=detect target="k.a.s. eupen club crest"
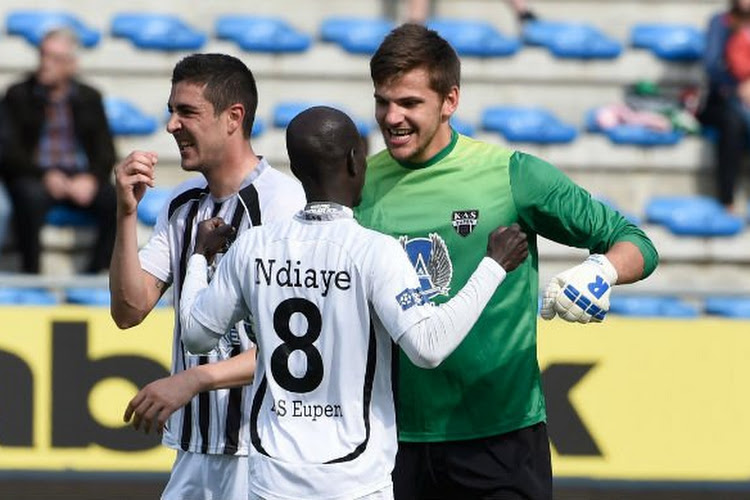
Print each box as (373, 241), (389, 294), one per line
(399, 233), (453, 299)
(452, 210), (479, 237)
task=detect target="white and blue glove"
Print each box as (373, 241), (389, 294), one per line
(540, 254), (618, 323)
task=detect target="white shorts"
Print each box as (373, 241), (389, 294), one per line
(161, 450), (249, 500)
(248, 484), (394, 500)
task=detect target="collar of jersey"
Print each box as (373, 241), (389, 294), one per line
(211, 157), (268, 203)
(299, 202), (354, 221)
(396, 129), (458, 170)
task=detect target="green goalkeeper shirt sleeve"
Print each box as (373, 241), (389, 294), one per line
(509, 151), (659, 278)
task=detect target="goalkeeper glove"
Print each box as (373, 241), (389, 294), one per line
(540, 254), (618, 323)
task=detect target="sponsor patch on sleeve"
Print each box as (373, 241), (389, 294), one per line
(396, 288), (427, 311)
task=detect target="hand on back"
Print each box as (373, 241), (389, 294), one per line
(486, 223), (528, 271)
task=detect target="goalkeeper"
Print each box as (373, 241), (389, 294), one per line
(356, 23), (659, 500)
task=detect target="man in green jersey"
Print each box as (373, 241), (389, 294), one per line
(355, 23), (659, 499)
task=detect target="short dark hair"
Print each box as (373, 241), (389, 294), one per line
(172, 53), (258, 137)
(370, 23), (460, 97)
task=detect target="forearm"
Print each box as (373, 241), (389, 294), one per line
(192, 349), (257, 391)
(605, 241), (645, 285)
(180, 254), (223, 353)
(109, 212), (158, 328)
(398, 257), (506, 368)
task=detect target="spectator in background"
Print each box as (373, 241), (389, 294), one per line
(699, 0), (750, 212)
(2, 28), (117, 273)
(0, 100), (12, 255)
(386, 0), (538, 24)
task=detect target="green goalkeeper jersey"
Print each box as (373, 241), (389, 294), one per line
(355, 131), (658, 442)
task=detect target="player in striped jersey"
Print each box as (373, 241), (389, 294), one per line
(125, 106), (528, 499)
(110, 54), (305, 500)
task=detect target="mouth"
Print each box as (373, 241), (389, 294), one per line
(387, 127), (413, 146)
(176, 138), (195, 155)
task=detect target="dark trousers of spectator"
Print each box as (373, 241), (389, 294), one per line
(699, 90), (748, 207)
(7, 177), (117, 274)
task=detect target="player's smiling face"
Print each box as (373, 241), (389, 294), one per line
(166, 81), (227, 172)
(374, 67), (458, 163)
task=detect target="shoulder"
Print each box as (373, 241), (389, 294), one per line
(255, 164), (306, 203)
(73, 80), (104, 101)
(5, 77), (34, 98)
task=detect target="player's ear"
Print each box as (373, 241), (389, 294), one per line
(346, 147), (358, 177)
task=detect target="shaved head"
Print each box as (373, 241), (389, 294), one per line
(286, 106), (367, 206)
(287, 106), (361, 180)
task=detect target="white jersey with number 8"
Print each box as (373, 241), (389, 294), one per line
(190, 205), (433, 500)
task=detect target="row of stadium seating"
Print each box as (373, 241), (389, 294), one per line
(1, 284), (747, 318)
(5, 10), (705, 61)
(106, 97), (700, 149)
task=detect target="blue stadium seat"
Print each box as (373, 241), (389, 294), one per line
(215, 16), (311, 53)
(450, 116), (476, 137)
(104, 97), (158, 136)
(644, 195), (744, 236)
(630, 23), (704, 62)
(111, 13), (206, 51)
(272, 101), (372, 136)
(65, 287), (110, 306)
(46, 204), (96, 227)
(522, 21), (621, 59)
(609, 295), (699, 318)
(481, 106), (577, 144)
(0, 287), (58, 305)
(585, 108), (683, 147)
(137, 187), (171, 227)
(704, 297), (750, 319)
(319, 17), (395, 54)
(6, 10), (101, 47)
(427, 19), (520, 57)
(252, 117), (266, 138)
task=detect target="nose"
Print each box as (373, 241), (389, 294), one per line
(166, 112), (180, 134)
(381, 103), (403, 127)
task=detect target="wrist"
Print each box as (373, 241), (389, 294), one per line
(586, 254), (618, 284)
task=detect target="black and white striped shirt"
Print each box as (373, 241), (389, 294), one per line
(139, 159), (305, 455)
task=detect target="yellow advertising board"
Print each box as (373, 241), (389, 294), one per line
(539, 317), (750, 482)
(0, 306), (748, 482)
(0, 306), (174, 472)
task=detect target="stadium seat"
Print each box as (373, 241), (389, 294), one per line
(426, 19), (520, 57)
(630, 23), (705, 62)
(45, 204), (96, 227)
(644, 195), (744, 236)
(215, 16), (311, 53)
(272, 101), (372, 136)
(704, 297), (750, 319)
(111, 13), (206, 51)
(0, 287), (58, 305)
(6, 10), (101, 47)
(450, 116), (476, 137)
(104, 97), (158, 136)
(481, 106), (577, 144)
(137, 187), (171, 227)
(319, 17), (395, 54)
(585, 108), (683, 147)
(65, 287), (110, 306)
(522, 21), (621, 59)
(609, 295), (699, 318)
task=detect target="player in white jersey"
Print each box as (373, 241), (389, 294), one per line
(125, 106), (528, 500)
(111, 54), (305, 500)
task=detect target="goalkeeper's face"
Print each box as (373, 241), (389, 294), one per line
(374, 67), (458, 164)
